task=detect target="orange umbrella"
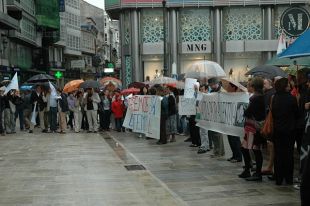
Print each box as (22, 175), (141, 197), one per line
(63, 79), (84, 93)
(100, 77), (122, 87)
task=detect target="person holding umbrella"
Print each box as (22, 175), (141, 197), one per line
(29, 85), (45, 133)
(83, 88), (101, 133)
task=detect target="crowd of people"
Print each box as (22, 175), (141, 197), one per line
(0, 71), (309, 205)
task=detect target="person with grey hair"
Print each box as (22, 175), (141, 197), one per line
(208, 78), (225, 158)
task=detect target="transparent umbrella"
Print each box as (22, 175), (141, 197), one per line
(185, 60), (226, 79)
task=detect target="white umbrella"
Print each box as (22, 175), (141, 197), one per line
(221, 78), (247, 92)
(185, 60), (226, 79)
(149, 76), (178, 85)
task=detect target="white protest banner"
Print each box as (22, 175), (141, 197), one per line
(123, 95), (161, 139)
(4, 73), (19, 95)
(31, 102), (37, 125)
(178, 96), (196, 115)
(197, 92), (249, 137)
(184, 78), (197, 99)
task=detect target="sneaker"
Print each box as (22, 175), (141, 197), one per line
(29, 130), (33, 133)
(189, 144), (198, 147)
(245, 173), (262, 181)
(238, 170), (251, 178)
(197, 149), (208, 154)
(184, 138), (192, 142)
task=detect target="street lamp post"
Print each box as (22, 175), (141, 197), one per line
(162, 0), (167, 76)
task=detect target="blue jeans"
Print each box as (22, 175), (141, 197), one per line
(49, 107), (58, 131)
(15, 108), (24, 130)
(115, 118), (123, 131)
(178, 115), (188, 134)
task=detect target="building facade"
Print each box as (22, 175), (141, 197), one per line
(105, 0), (310, 86)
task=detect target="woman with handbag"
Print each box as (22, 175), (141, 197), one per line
(239, 77), (266, 181)
(272, 78), (298, 185)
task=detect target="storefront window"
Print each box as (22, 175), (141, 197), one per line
(179, 9), (212, 42)
(223, 7), (262, 40)
(141, 9), (163, 43)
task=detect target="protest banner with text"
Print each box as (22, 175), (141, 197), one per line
(178, 96), (196, 115)
(123, 95), (161, 139)
(196, 92), (249, 137)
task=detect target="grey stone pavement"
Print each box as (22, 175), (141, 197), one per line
(0, 130), (300, 206)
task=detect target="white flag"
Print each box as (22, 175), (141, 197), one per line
(31, 102), (37, 125)
(277, 32), (287, 55)
(4, 72), (19, 95)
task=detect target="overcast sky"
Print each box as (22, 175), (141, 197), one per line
(84, 0), (105, 9)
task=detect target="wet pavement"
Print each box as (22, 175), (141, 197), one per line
(0, 130), (300, 206)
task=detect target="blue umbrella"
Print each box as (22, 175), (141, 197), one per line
(278, 29), (310, 59)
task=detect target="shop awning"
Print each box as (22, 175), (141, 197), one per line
(266, 56), (310, 67)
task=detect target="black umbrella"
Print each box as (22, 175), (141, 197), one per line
(80, 80), (100, 89)
(27, 74), (55, 83)
(245, 65), (288, 79)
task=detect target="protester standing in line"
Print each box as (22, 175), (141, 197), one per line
(49, 88), (58, 133)
(225, 83), (243, 163)
(157, 87), (168, 145)
(239, 77), (266, 181)
(188, 84), (201, 147)
(197, 84), (210, 154)
(101, 89), (112, 131)
(0, 87), (5, 135)
(23, 90), (32, 130)
(166, 87), (177, 142)
(14, 90), (25, 131)
(208, 78), (225, 158)
(83, 88), (101, 133)
(4, 90), (16, 134)
(271, 78), (298, 185)
(68, 91), (82, 133)
(58, 89), (69, 134)
(261, 78), (276, 175)
(111, 92), (125, 132)
(29, 85), (44, 133)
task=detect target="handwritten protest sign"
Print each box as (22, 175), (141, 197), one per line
(184, 78), (197, 98)
(196, 92), (249, 137)
(123, 95), (161, 139)
(178, 96), (196, 115)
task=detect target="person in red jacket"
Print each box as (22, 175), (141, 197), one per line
(111, 92), (125, 132)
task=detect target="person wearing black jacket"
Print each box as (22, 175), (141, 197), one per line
(29, 85), (45, 133)
(272, 78), (298, 185)
(4, 90), (19, 134)
(239, 77), (266, 181)
(58, 90), (69, 134)
(166, 87), (177, 143)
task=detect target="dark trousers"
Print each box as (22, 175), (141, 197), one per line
(67, 111), (74, 129)
(274, 130), (295, 184)
(81, 111), (89, 130)
(189, 115), (201, 146)
(159, 116), (167, 143)
(49, 107), (58, 131)
(241, 147), (263, 175)
(301, 153), (310, 206)
(295, 128), (304, 154)
(15, 108), (24, 130)
(228, 135), (242, 161)
(102, 110), (111, 130)
(0, 110), (3, 134)
(115, 118), (123, 132)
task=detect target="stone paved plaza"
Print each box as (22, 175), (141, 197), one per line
(0, 130), (300, 206)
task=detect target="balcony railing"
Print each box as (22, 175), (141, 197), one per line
(105, 0), (309, 10)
